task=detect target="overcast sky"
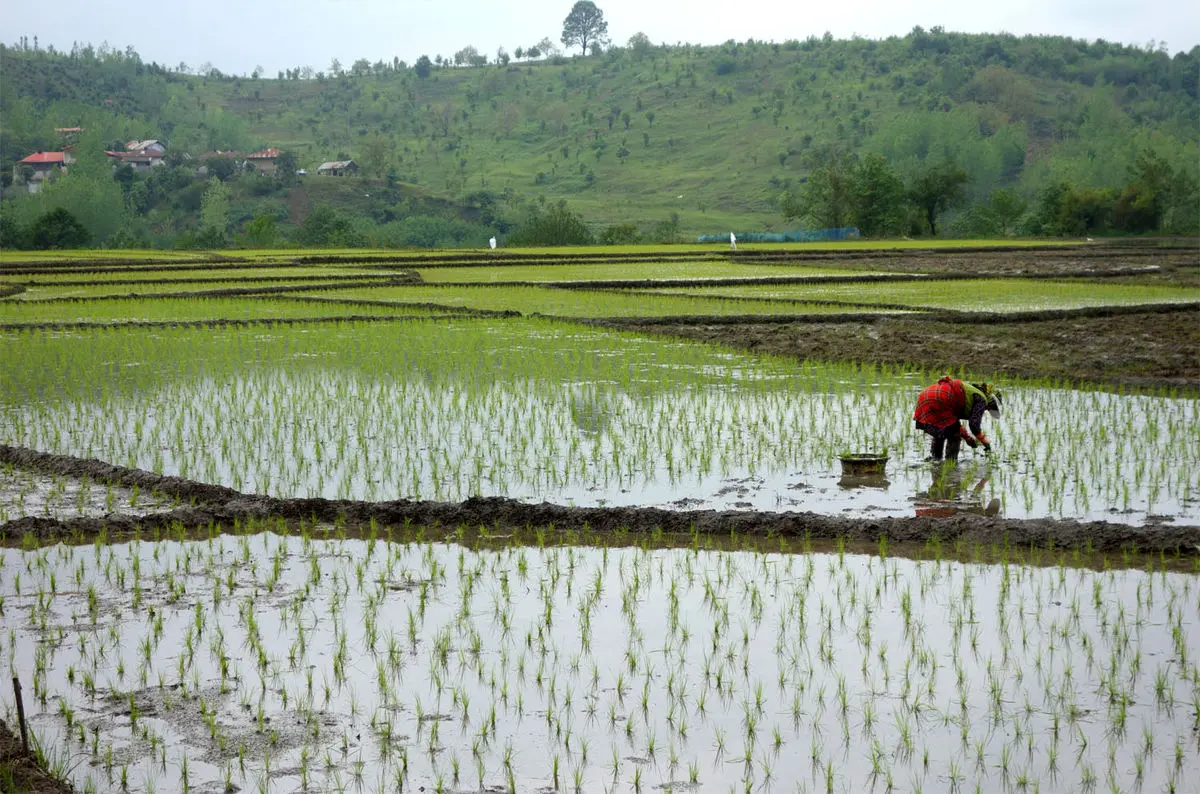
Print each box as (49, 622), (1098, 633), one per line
(6, 0), (1198, 76)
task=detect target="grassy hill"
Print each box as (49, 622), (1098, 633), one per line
(1, 30), (1197, 241)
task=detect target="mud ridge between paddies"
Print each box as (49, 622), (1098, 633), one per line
(2, 445), (1196, 556)
(587, 300), (1200, 326)
(0, 719), (71, 794)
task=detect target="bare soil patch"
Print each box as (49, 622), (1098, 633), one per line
(613, 305), (1200, 391)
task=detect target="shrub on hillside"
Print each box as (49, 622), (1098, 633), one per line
(506, 202), (594, 246)
(377, 215), (492, 248)
(294, 206), (367, 247)
(29, 207), (91, 249)
(599, 222), (641, 244)
(0, 210), (29, 249)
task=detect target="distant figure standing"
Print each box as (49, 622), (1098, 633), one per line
(730, 232), (737, 250)
(913, 377), (1002, 461)
(489, 236), (497, 249)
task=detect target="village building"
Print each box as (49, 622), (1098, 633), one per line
(125, 140), (166, 155)
(105, 150), (165, 173)
(316, 159), (358, 176)
(54, 127), (84, 143)
(103, 139), (167, 173)
(13, 151), (74, 193)
(245, 148), (281, 174)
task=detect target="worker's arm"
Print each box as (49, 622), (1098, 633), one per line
(966, 398), (991, 450)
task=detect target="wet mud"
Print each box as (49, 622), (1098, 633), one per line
(612, 304), (1200, 391)
(2, 445), (1197, 555)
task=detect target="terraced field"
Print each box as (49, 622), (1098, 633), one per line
(0, 240), (1197, 794)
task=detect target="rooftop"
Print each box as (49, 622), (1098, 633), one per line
(18, 151), (67, 164)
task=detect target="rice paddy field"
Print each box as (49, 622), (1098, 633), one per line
(0, 242), (1197, 794)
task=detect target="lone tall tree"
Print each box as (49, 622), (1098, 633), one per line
(561, 1), (608, 56)
(908, 163), (969, 236)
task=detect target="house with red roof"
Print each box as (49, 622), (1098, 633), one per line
(245, 148), (281, 174)
(13, 151), (74, 193)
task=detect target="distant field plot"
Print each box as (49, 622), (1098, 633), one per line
(309, 284), (894, 317)
(416, 260), (883, 283)
(0, 249), (208, 264)
(7, 278), (400, 301)
(7, 266), (395, 282)
(459, 239), (1074, 255)
(0, 296), (454, 325)
(648, 278), (1200, 311)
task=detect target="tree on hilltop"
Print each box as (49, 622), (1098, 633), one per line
(562, 1), (608, 56)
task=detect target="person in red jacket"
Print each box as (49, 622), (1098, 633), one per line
(913, 377), (1002, 461)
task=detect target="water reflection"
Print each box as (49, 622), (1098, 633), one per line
(914, 460), (1003, 517)
(837, 472), (891, 489)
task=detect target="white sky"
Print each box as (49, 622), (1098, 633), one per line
(5, 0), (1197, 76)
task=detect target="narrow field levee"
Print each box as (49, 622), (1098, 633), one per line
(2, 444), (1197, 556)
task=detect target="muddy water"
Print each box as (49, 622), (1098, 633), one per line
(1, 535), (1195, 794)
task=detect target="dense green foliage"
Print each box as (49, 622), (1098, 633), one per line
(506, 201), (594, 245)
(27, 206), (90, 248)
(1, 29), (1197, 247)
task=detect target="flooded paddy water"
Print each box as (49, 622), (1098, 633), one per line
(0, 533), (1195, 794)
(0, 465), (177, 523)
(0, 319), (1196, 526)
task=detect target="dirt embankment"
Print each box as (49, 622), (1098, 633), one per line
(2, 445), (1197, 556)
(0, 720), (72, 794)
(611, 305), (1200, 391)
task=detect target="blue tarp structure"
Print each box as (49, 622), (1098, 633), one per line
(697, 227), (861, 243)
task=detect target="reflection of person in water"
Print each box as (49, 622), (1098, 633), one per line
(915, 463), (1002, 518)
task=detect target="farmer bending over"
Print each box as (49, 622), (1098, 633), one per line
(913, 377), (1002, 461)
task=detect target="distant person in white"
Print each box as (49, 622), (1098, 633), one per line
(730, 232), (737, 250)
(489, 236), (497, 249)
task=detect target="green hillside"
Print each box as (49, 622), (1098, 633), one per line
(1, 29), (1197, 246)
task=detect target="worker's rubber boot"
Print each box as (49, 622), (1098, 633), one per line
(929, 435), (945, 461)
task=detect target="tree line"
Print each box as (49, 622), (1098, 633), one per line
(778, 147), (1195, 238)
